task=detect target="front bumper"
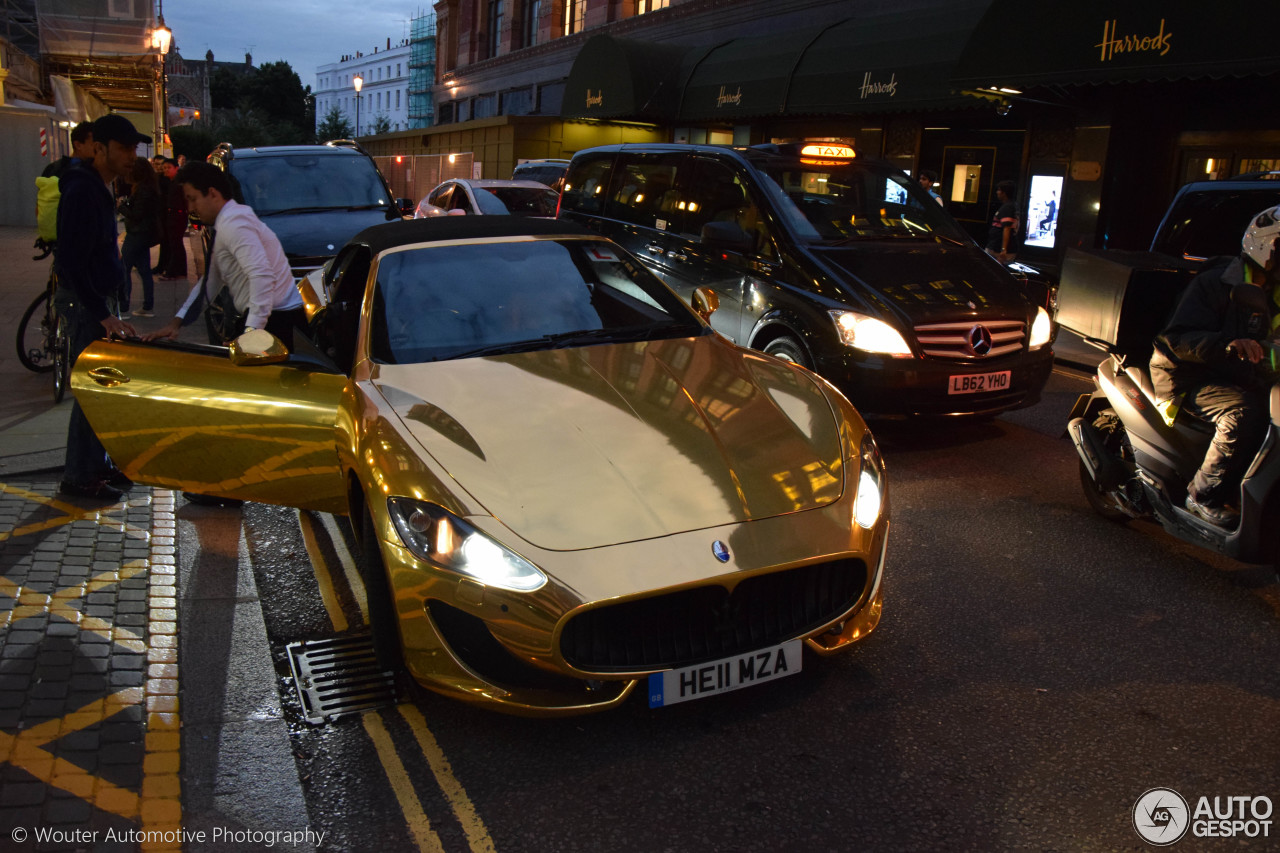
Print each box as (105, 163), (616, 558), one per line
(381, 500), (889, 717)
(813, 346), (1055, 418)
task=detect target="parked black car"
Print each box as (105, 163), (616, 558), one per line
(511, 158), (570, 192)
(1055, 171), (1280, 366)
(558, 142), (1055, 418)
(208, 140), (412, 279)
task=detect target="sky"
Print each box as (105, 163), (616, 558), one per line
(162, 1), (429, 87)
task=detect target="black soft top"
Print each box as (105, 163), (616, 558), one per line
(350, 216), (590, 255)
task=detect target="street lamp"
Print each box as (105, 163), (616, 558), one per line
(150, 5), (173, 154)
(353, 73), (363, 137)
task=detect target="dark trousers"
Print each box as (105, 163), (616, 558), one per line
(120, 233), (155, 312)
(58, 295), (113, 485)
(1184, 382), (1270, 505)
(265, 306), (309, 350)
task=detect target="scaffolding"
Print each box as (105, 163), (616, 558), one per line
(407, 10), (436, 129)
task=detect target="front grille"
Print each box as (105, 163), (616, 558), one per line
(915, 319), (1025, 359)
(560, 559), (866, 672)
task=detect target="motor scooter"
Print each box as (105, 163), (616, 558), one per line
(1067, 338), (1280, 567)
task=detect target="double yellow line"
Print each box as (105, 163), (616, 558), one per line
(297, 510), (496, 853)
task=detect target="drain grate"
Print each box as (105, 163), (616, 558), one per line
(286, 635), (397, 724)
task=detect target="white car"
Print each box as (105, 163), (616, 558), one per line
(414, 178), (559, 218)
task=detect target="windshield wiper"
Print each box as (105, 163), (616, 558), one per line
(443, 324), (702, 361)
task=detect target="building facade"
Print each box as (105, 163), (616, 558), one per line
(396, 0), (1280, 274)
(315, 39), (414, 136)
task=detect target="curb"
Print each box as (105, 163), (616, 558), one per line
(0, 449), (65, 478)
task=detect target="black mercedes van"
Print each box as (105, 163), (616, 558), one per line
(558, 142), (1055, 418)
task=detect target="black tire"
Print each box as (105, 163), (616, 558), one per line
(357, 505), (403, 671)
(17, 290), (55, 373)
(762, 335), (809, 368)
(1078, 408), (1136, 523)
(204, 293), (236, 345)
(52, 311), (71, 403)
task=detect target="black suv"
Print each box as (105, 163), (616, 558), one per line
(559, 142), (1055, 418)
(208, 140), (411, 278)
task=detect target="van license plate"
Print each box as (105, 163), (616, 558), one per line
(948, 370), (1011, 394)
(647, 640), (802, 708)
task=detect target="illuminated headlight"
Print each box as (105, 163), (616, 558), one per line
(828, 310), (912, 357)
(1028, 306), (1052, 350)
(387, 498), (547, 591)
(854, 431), (885, 529)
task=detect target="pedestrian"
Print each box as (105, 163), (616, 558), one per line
(54, 113), (143, 502)
(1038, 191), (1057, 235)
(917, 169), (943, 206)
(118, 156), (161, 317)
(1149, 205), (1280, 528)
(157, 158), (189, 279)
(985, 180), (1020, 263)
(146, 161), (307, 348)
(151, 156), (172, 274)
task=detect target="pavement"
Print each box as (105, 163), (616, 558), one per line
(0, 225), (310, 852)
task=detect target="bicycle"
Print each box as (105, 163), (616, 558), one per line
(16, 238), (72, 403)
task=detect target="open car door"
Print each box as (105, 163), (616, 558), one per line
(72, 339), (348, 514)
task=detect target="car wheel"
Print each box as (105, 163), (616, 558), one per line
(357, 504), (403, 671)
(762, 335), (809, 368)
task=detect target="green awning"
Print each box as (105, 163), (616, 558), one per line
(561, 34), (689, 120)
(787, 5), (989, 114)
(676, 26), (831, 122)
(953, 0), (1280, 89)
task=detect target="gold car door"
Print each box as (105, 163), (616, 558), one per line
(72, 339), (348, 513)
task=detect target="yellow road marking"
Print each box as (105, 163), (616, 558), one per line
(363, 711), (445, 852)
(297, 510), (348, 632)
(321, 512), (368, 622)
(0, 485), (183, 845)
(398, 704), (496, 853)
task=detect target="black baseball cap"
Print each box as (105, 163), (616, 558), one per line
(92, 114), (150, 147)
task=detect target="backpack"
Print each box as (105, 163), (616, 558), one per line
(35, 176), (61, 242)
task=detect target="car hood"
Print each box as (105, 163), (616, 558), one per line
(260, 208), (395, 258)
(372, 335), (846, 552)
(811, 242), (1031, 324)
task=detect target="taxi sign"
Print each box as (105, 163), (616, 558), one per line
(799, 143), (857, 166)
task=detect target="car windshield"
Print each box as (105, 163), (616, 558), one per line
(755, 163), (970, 244)
(1152, 188), (1280, 259)
(476, 186), (560, 216)
(370, 238), (706, 364)
(229, 154), (391, 215)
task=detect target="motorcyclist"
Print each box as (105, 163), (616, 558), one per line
(1149, 205), (1280, 528)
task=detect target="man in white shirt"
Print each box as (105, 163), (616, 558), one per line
(146, 161), (307, 346)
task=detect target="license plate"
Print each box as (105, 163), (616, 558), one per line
(948, 370), (1011, 395)
(647, 640), (802, 708)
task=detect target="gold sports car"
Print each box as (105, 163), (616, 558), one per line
(73, 217), (888, 716)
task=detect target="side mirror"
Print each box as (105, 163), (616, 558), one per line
(229, 329), (289, 366)
(701, 220), (755, 255)
(692, 287), (719, 322)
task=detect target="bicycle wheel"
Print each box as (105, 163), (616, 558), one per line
(52, 310), (71, 403)
(17, 290), (55, 373)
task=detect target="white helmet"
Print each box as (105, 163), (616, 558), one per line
(1241, 204), (1280, 270)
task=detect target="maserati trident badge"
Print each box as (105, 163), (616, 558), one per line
(712, 540), (731, 563)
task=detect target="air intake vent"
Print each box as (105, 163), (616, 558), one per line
(560, 559), (866, 672)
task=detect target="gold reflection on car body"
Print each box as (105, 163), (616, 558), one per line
(73, 226), (888, 716)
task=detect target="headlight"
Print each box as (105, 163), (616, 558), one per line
(854, 431), (885, 529)
(828, 310), (913, 357)
(1028, 306), (1052, 350)
(386, 498), (547, 591)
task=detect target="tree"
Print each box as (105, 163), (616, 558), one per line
(372, 114), (391, 135)
(238, 61), (309, 141)
(316, 105), (353, 142)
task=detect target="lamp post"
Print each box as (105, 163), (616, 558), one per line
(353, 73), (363, 137)
(150, 4), (173, 154)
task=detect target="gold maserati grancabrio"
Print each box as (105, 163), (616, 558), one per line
(73, 217), (888, 716)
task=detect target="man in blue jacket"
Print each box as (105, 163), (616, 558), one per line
(55, 114), (145, 501)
